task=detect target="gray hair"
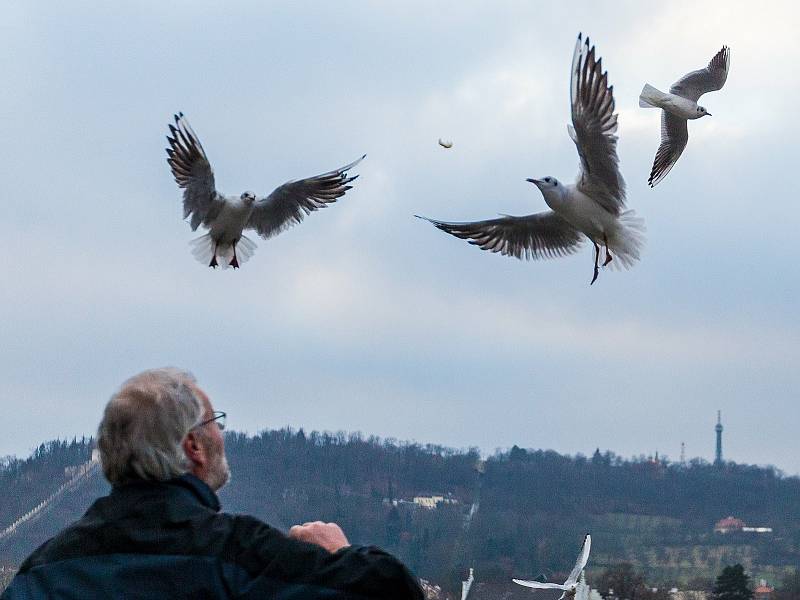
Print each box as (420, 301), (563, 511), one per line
(97, 368), (204, 485)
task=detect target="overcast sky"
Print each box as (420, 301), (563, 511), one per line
(2, 1), (798, 473)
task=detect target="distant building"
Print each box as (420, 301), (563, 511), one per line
(715, 516), (745, 533)
(671, 590), (709, 600)
(714, 516), (772, 534)
(715, 410), (724, 466)
(754, 580), (774, 600)
(413, 493), (459, 510)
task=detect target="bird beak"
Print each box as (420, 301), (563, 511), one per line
(706, 112), (712, 117)
(526, 178), (541, 185)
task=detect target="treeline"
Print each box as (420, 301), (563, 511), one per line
(1, 432), (799, 594)
(0, 439), (94, 529)
(482, 446), (800, 527)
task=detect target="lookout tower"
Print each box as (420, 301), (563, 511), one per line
(714, 410), (723, 466)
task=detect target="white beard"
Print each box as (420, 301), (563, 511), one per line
(208, 451), (231, 491)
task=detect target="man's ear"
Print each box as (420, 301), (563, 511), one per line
(183, 431), (205, 467)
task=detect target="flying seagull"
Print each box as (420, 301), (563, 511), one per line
(166, 113), (365, 268)
(513, 534), (592, 599)
(438, 138), (453, 149)
(640, 45), (730, 187)
(417, 34), (644, 285)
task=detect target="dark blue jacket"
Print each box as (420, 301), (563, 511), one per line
(2, 475), (423, 599)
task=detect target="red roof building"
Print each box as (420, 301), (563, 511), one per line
(714, 515), (746, 533)
(754, 580), (773, 600)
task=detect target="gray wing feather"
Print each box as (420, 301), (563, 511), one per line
(165, 113), (225, 231)
(648, 111), (689, 187)
(670, 46), (730, 102)
(416, 212), (584, 260)
(566, 534), (592, 585)
(571, 34), (626, 215)
(247, 155), (365, 239)
(513, 581), (570, 590)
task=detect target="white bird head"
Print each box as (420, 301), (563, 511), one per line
(240, 191), (257, 205)
(527, 176), (563, 200)
(696, 105), (711, 118)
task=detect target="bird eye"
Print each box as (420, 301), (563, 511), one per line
(544, 177), (550, 183)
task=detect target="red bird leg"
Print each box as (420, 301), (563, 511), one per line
(229, 240), (240, 269)
(209, 240), (219, 268)
(603, 233), (613, 266)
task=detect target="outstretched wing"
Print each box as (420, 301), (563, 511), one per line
(647, 111), (689, 187)
(571, 33), (626, 215)
(513, 580), (570, 590)
(566, 534), (592, 585)
(416, 212), (584, 260)
(165, 113), (225, 231)
(670, 46), (730, 102)
(247, 155), (365, 239)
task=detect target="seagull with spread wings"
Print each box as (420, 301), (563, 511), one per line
(640, 46), (730, 187)
(165, 113), (365, 268)
(417, 34), (644, 285)
(513, 534), (592, 599)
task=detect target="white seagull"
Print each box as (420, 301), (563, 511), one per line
(166, 113), (365, 268)
(417, 34), (644, 285)
(639, 45), (730, 187)
(513, 534), (592, 599)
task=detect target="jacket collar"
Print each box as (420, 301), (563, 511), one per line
(170, 473), (221, 512)
(113, 473), (221, 512)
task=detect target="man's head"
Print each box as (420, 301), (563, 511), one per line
(97, 368), (230, 490)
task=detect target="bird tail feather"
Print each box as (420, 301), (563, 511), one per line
(189, 234), (257, 269)
(189, 233), (216, 266)
(607, 211), (646, 271)
(639, 83), (664, 108)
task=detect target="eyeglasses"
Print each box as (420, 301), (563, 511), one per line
(194, 411), (226, 431)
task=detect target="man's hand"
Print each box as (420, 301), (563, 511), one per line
(288, 521), (350, 553)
